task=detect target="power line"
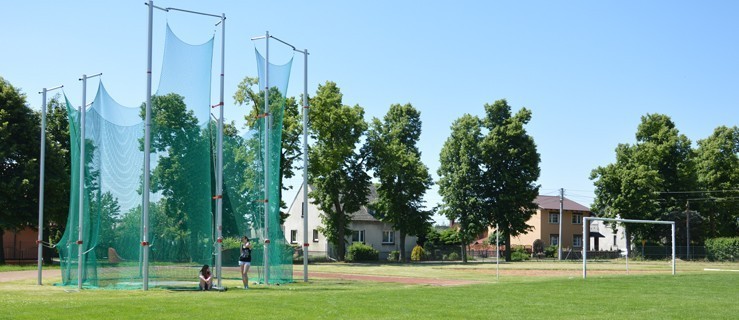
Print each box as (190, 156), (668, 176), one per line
(655, 190), (739, 194)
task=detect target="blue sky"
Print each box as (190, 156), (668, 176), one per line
(2, 1), (738, 224)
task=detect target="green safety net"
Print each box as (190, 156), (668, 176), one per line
(246, 48), (294, 283)
(57, 23), (293, 288)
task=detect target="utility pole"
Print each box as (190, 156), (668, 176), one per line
(558, 188), (563, 260)
(685, 200), (690, 260)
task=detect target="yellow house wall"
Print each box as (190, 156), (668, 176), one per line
(510, 209), (589, 250)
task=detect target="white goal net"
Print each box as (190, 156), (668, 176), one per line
(583, 217), (675, 279)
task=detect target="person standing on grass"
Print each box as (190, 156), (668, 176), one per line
(199, 264), (213, 291)
(239, 236), (252, 289)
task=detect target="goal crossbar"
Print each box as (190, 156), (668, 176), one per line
(582, 217), (675, 279)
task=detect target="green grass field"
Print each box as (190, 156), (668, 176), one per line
(1, 261), (737, 319)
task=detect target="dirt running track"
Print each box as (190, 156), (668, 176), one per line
(2, 268), (672, 286)
(0, 269), (479, 286)
(293, 271), (481, 286)
(0, 270), (58, 283)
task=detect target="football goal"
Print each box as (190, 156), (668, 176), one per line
(582, 217), (675, 279)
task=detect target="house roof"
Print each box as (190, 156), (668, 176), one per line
(288, 184), (382, 222)
(348, 185), (380, 222)
(535, 195), (590, 212)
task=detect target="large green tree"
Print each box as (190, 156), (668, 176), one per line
(234, 77), (302, 223)
(591, 114), (696, 246)
(308, 81), (370, 261)
(140, 93), (211, 262)
(364, 103), (433, 262)
(478, 100), (541, 262)
(438, 114), (487, 263)
(695, 126), (739, 238)
(0, 77), (39, 264)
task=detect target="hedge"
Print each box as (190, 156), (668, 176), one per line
(705, 237), (739, 262)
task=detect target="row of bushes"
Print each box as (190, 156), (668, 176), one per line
(298, 237), (739, 263)
(705, 237), (739, 262)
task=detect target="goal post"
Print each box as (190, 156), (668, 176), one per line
(583, 217), (675, 279)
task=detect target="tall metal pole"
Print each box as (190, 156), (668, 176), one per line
(78, 75), (87, 290)
(215, 13), (226, 289)
(263, 30), (271, 285)
(77, 74), (101, 291)
(38, 88), (47, 286)
(685, 201), (690, 260)
(142, 0), (154, 291)
(582, 217), (588, 279)
(495, 223), (499, 281)
(625, 226), (629, 274)
(37, 85), (63, 286)
(671, 222), (676, 275)
(558, 188), (563, 260)
(301, 49), (309, 282)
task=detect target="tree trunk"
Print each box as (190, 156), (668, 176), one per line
(461, 243), (467, 263)
(399, 232), (406, 262)
(504, 231), (512, 262)
(460, 224), (468, 263)
(0, 229), (5, 264)
(334, 201), (346, 261)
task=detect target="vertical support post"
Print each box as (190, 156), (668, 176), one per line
(37, 88), (48, 285)
(582, 217), (587, 279)
(263, 30), (270, 285)
(214, 12), (226, 290)
(302, 49), (309, 282)
(671, 222), (676, 275)
(558, 188), (563, 260)
(142, 0), (154, 291)
(78, 75), (88, 290)
(625, 227), (629, 274)
(495, 223), (499, 281)
(685, 200), (690, 260)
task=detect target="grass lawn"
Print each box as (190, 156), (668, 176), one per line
(1, 261), (737, 319)
(0, 264), (58, 273)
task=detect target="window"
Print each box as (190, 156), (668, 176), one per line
(351, 230), (365, 243)
(572, 213), (582, 224)
(382, 231), (395, 244)
(549, 212), (559, 224)
(313, 229), (319, 242)
(573, 234), (583, 248)
(290, 230), (298, 244)
(550, 234), (559, 246)
(613, 235), (617, 246)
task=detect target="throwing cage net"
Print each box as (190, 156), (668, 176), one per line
(58, 24), (293, 288)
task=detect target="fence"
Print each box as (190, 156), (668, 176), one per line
(3, 241), (38, 261)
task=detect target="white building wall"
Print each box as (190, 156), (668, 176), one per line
(284, 185), (418, 260)
(590, 220), (627, 252)
(283, 190), (329, 257)
(348, 221), (417, 259)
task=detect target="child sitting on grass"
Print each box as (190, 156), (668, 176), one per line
(199, 264), (212, 291)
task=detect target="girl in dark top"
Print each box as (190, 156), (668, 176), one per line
(199, 264), (212, 291)
(239, 236), (252, 289)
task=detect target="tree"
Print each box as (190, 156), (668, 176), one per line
(139, 93), (211, 261)
(695, 126), (739, 238)
(234, 77), (302, 223)
(478, 100), (541, 262)
(308, 81), (370, 261)
(364, 103), (433, 262)
(0, 77), (39, 264)
(437, 114), (487, 263)
(92, 191), (121, 258)
(591, 114), (696, 245)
